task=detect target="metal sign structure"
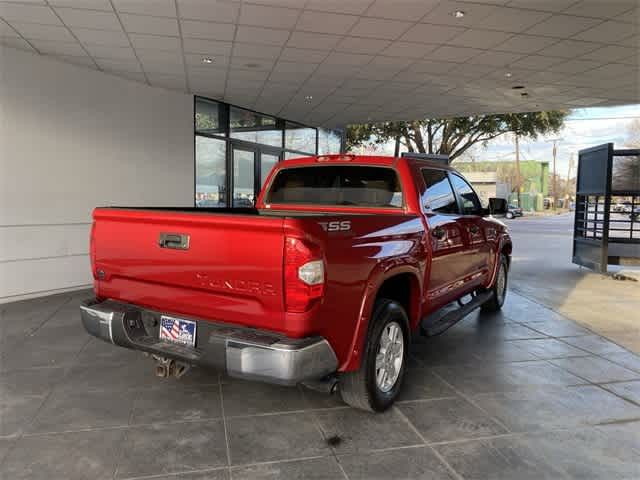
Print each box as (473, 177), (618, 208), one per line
(573, 143), (640, 273)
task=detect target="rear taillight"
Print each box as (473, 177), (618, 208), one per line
(89, 221), (97, 278)
(284, 237), (325, 313)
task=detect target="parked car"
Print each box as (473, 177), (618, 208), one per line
(81, 155), (512, 412)
(505, 204), (523, 219)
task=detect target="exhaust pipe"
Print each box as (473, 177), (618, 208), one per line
(152, 355), (190, 379)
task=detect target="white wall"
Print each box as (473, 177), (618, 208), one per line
(0, 46), (194, 302)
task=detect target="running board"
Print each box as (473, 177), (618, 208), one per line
(420, 291), (493, 337)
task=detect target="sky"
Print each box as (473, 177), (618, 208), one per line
(363, 104), (640, 180)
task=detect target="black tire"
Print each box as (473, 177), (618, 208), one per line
(339, 299), (409, 412)
(481, 254), (508, 312)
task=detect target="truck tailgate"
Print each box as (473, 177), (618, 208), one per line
(92, 208), (285, 331)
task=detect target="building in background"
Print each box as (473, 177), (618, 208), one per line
(462, 172), (511, 206)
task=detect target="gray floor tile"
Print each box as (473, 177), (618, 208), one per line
(398, 398), (507, 443)
(301, 387), (346, 410)
(0, 367), (67, 396)
(227, 412), (329, 465)
(1, 429), (125, 480)
(60, 357), (160, 392)
(116, 421), (228, 478)
(526, 425), (640, 479)
(397, 369), (458, 402)
(473, 341), (541, 363)
(551, 356), (639, 383)
(232, 457), (344, 480)
(603, 380), (640, 404)
(525, 320), (592, 338)
(0, 392), (46, 436)
(27, 389), (136, 434)
(607, 352), (640, 373)
(314, 408), (422, 454)
(434, 435), (564, 480)
(561, 335), (629, 355)
(433, 360), (583, 395)
(509, 338), (590, 360)
(146, 469), (230, 480)
(221, 379), (307, 417)
(338, 446), (456, 480)
(473, 385), (640, 432)
(74, 338), (143, 366)
(410, 338), (482, 367)
(131, 384), (222, 424)
(0, 437), (17, 465)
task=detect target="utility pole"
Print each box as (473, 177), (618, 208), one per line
(567, 153), (575, 202)
(514, 134), (521, 208)
(550, 138), (563, 210)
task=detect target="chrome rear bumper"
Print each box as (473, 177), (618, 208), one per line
(80, 298), (337, 386)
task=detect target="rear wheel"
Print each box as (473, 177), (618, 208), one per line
(339, 299), (409, 412)
(505, 211), (514, 219)
(481, 254), (508, 312)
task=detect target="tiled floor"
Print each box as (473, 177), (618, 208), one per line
(1, 289), (639, 480)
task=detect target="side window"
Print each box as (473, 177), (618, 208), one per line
(421, 169), (459, 214)
(449, 174), (482, 215)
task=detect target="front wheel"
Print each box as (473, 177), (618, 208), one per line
(505, 211), (514, 219)
(339, 299), (409, 412)
(481, 254), (509, 312)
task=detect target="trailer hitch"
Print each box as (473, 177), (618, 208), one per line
(152, 355), (191, 379)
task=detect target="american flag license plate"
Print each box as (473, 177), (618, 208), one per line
(159, 316), (196, 347)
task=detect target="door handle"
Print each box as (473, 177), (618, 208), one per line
(431, 227), (446, 240)
(468, 225), (480, 234)
(158, 232), (190, 250)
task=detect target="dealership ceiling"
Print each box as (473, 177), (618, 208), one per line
(1, 0), (638, 126)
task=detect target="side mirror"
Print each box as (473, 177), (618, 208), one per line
(487, 198), (508, 216)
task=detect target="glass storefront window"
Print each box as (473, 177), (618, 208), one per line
(195, 136), (226, 207)
(195, 98), (224, 135)
(230, 106), (282, 147)
(318, 128), (342, 155)
(261, 153), (279, 187)
(232, 148), (255, 207)
(285, 121), (316, 154)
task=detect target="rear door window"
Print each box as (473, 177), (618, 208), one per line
(421, 169), (459, 214)
(266, 166), (403, 208)
(449, 174), (482, 215)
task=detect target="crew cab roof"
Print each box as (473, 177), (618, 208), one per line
(277, 154), (455, 171)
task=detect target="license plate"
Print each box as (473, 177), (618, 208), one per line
(159, 315), (196, 347)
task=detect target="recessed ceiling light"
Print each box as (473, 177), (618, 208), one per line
(512, 85), (525, 90)
(244, 62), (260, 68)
(504, 72), (513, 78)
(521, 92), (529, 97)
(201, 57), (214, 64)
(452, 10), (465, 18)
(304, 95), (313, 101)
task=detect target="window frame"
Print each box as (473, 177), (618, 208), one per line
(420, 167), (460, 216)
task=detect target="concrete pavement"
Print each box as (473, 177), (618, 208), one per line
(506, 213), (640, 353)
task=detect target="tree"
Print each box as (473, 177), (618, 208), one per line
(625, 118), (640, 148)
(346, 111), (568, 162)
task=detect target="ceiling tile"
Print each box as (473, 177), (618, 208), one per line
(73, 27), (130, 46)
(562, 0), (638, 19)
(581, 44), (636, 62)
(177, 0), (239, 23)
(232, 42), (282, 59)
(139, 58), (185, 74)
(510, 54), (564, 70)
(494, 34), (560, 54)
(0, 3), (61, 25)
(407, 59), (458, 74)
(56, 54), (97, 68)
(84, 44), (136, 59)
(119, 13), (179, 35)
(349, 17), (412, 40)
(113, 0), (176, 17)
(480, 7), (551, 33)
(368, 55), (413, 69)
(381, 41), (437, 58)
(421, 1), (498, 27)
(0, 37), (36, 51)
(129, 33), (181, 51)
(238, 3), (300, 29)
(229, 56), (273, 72)
(537, 39), (603, 58)
(272, 60), (318, 74)
(445, 62), (495, 78)
(323, 51), (373, 66)
(287, 31), (340, 50)
(0, 21), (19, 37)
(30, 40), (86, 56)
(304, 0), (373, 15)
(296, 11), (358, 35)
(279, 47), (328, 63)
(572, 20), (636, 43)
(136, 47), (182, 63)
(365, 0), (440, 21)
(55, 8), (121, 30)
(335, 36), (391, 55)
(10, 23), (75, 42)
(428, 45), (482, 62)
(49, 0), (112, 10)
(546, 58), (602, 74)
(468, 50), (523, 66)
(182, 38), (231, 55)
(400, 23), (465, 43)
(447, 29), (512, 48)
(235, 26), (289, 46)
(181, 20), (235, 41)
(524, 14), (601, 37)
(147, 73), (186, 91)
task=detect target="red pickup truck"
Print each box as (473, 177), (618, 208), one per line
(81, 155), (511, 411)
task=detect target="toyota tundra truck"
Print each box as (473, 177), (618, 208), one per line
(81, 154), (511, 412)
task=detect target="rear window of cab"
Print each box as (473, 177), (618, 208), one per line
(265, 165), (403, 208)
